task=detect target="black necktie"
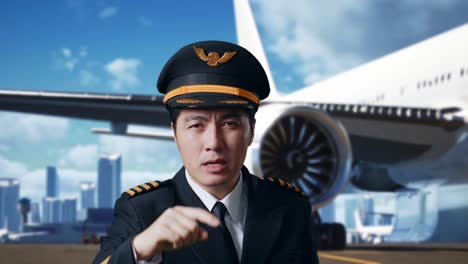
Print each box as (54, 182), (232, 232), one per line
(211, 202), (239, 263)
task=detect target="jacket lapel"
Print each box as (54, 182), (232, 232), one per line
(172, 168), (231, 264)
(240, 168), (287, 264)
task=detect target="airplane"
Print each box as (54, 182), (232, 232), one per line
(1, 0), (467, 248)
(350, 210), (394, 244)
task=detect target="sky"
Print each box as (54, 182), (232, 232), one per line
(1, 0), (467, 205)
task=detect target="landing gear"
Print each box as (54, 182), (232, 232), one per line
(310, 211), (346, 250)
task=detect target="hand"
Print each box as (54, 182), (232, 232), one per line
(132, 206), (220, 261)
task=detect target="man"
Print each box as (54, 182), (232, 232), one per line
(93, 41), (319, 264)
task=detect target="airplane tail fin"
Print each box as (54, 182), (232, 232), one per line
(354, 209), (364, 230)
(233, 0), (281, 100)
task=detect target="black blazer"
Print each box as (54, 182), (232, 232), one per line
(93, 166), (319, 264)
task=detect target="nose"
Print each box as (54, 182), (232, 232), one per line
(204, 124), (224, 152)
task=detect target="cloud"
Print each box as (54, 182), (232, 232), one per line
(98, 132), (181, 172)
(59, 144), (98, 169)
(0, 112), (69, 144)
(252, 0), (467, 87)
(79, 69), (100, 87)
(0, 155), (28, 179)
(138, 16), (152, 27)
(105, 58), (142, 90)
(53, 47), (82, 72)
(99, 6), (118, 19)
(62, 48), (78, 71)
(62, 48), (72, 58)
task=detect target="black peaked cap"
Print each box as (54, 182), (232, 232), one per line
(157, 40), (270, 111)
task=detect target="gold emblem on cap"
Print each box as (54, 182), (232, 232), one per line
(193, 46), (237, 67)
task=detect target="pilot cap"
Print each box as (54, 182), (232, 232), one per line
(157, 40), (270, 113)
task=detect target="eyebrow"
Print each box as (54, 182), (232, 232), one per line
(183, 115), (209, 123)
(182, 111), (243, 123)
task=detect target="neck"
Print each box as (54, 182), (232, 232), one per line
(196, 173), (241, 200)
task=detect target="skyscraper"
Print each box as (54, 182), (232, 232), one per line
(46, 166), (59, 198)
(42, 197), (61, 223)
(0, 178), (20, 232)
(80, 181), (96, 210)
(61, 198), (77, 223)
(30, 202), (41, 224)
(97, 154), (122, 208)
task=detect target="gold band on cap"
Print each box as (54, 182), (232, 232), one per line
(162, 84), (260, 105)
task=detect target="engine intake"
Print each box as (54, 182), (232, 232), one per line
(255, 105), (352, 208)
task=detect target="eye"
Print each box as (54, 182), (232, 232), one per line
(188, 123), (203, 129)
(223, 121), (239, 127)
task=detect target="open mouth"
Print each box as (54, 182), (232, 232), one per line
(203, 158), (227, 166)
(203, 159), (228, 172)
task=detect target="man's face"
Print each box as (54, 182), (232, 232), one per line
(173, 108), (254, 196)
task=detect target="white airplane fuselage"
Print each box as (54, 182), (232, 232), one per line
(286, 24), (468, 114)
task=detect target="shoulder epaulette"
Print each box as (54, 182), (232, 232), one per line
(123, 180), (161, 198)
(266, 177), (307, 198)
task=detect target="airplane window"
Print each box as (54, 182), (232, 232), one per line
(417, 82), (420, 89)
(447, 73), (451, 80)
(461, 68), (465, 76)
(434, 77), (438, 84)
(428, 81), (432, 87)
(441, 75), (445, 82)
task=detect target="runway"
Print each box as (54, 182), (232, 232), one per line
(0, 243), (466, 263)
(319, 243), (468, 264)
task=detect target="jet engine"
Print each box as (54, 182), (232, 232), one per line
(249, 104), (352, 209)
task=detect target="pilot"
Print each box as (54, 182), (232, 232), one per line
(92, 40), (319, 264)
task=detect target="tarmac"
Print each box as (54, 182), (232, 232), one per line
(0, 243), (467, 264)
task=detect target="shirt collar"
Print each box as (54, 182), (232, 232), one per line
(185, 169), (245, 224)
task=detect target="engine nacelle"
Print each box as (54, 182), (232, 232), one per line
(247, 104), (352, 208)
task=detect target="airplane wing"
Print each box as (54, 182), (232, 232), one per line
(0, 89), (173, 140)
(1, 88), (465, 164)
(263, 100), (466, 165)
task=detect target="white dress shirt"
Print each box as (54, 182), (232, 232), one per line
(133, 170), (248, 263)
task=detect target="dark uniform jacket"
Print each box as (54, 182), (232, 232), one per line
(93, 166), (319, 264)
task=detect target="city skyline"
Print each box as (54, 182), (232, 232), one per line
(1, 1), (467, 205)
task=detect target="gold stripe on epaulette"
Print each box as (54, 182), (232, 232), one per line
(266, 177), (307, 199)
(149, 181), (159, 188)
(278, 179), (286, 187)
(101, 256), (111, 264)
(140, 183), (151, 191)
(132, 186), (143, 193)
(124, 180), (161, 198)
(125, 189), (136, 196)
